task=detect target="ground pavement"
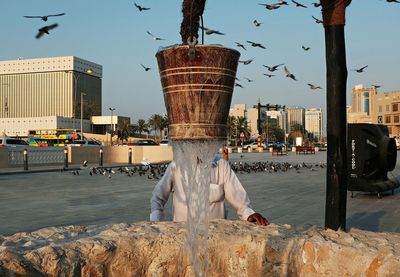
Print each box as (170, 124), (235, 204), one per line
(1, 151), (400, 236)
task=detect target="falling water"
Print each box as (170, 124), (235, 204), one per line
(172, 140), (223, 277)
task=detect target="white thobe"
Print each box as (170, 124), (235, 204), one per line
(150, 157), (255, 222)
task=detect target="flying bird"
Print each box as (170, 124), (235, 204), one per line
(235, 83), (243, 88)
(291, 0), (307, 8)
(312, 2), (321, 7)
(24, 13), (65, 21)
(146, 31), (165, 41)
(35, 23), (58, 39)
(244, 77), (254, 82)
(308, 83), (322, 90)
(371, 84), (381, 88)
(278, 0), (289, 5)
(201, 27), (225, 35)
(246, 40), (266, 49)
(140, 64), (151, 71)
(253, 20), (263, 27)
(235, 42), (246, 50)
(385, 0), (400, 3)
(263, 63), (284, 72)
(134, 2), (150, 11)
(312, 16), (323, 24)
(239, 58), (254, 65)
(352, 65), (368, 73)
(259, 3), (281, 10)
(284, 66), (297, 81)
(302, 46), (311, 51)
(263, 74), (275, 78)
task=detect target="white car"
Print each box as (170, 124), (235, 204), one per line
(242, 141), (267, 150)
(0, 137), (29, 148)
(70, 140), (101, 146)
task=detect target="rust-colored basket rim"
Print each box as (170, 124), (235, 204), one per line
(156, 44), (240, 55)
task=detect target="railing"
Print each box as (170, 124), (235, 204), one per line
(8, 147), (64, 166)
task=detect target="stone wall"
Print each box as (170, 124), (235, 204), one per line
(1, 220), (399, 276)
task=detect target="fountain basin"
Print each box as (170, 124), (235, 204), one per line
(1, 220), (400, 276)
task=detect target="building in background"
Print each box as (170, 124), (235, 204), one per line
(286, 107), (305, 133)
(229, 104), (246, 118)
(305, 108), (323, 140)
(349, 84), (400, 137)
(0, 56), (103, 136)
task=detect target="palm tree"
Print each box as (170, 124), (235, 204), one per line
(236, 116), (251, 140)
(227, 116), (237, 145)
(148, 114), (164, 139)
(136, 119), (149, 135)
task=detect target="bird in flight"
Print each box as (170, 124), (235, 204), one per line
(291, 0), (307, 8)
(278, 0), (289, 5)
(385, 0), (400, 3)
(140, 64), (151, 71)
(371, 84), (381, 88)
(239, 58), (254, 65)
(312, 2), (321, 7)
(235, 83), (243, 88)
(302, 46), (311, 51)
(35, 23), (58, 39)
(146, 31), (165, 41)
(263, 63), (284, 72)
(263, 74), (275, 78)
(247, 40), (266, 49)
(201, 27), (225, 35)
(235, 42), (246, 51)
(259, 3), (281, 10)
(284, 66), (297, 81)
(312, 16), (323, 24)
(253, 20), (263, 27)
(24, 13), (65, 21)
(244, 77), (254, 82)
(352, 65), (368, 73)
(134, 2), (150, 11)
(308, 83), (322, 90)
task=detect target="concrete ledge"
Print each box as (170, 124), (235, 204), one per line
(1, 220), (399, 276)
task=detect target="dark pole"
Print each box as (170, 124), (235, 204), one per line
(128, 148), (132, 165)
(321, 0), (351, 231)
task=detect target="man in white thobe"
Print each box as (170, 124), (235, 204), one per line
(150, 156), (269, 225)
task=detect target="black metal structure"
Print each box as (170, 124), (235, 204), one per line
(254, 101), (285, 136)
(347, 123), (398, 198)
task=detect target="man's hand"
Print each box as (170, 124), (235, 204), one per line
(247, 213), (269, 226)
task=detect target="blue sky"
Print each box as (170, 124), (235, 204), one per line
(1, 0), (399, 122)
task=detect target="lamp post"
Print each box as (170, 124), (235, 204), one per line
(81, 93), (86, 140)
(109, 107), (116, 145)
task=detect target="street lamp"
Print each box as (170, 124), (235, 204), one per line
(81, 93), (86, 140)
(109, 107), (116, 145)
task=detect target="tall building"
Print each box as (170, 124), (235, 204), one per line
(305, 108), (323, 139)
(229, 104), (246, 118)
(286, 107), (305, 133)
(0, 56), (102, 119)
(349, 84), (400, 137)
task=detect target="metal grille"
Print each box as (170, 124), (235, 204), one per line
(8, 148), (64, 165)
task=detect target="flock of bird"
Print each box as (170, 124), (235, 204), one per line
(130, 0), (397, 92)
(69, 159), (327, 179)
(22, 0), (398, 90)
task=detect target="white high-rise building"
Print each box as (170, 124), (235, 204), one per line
(305, 108), (323, 139)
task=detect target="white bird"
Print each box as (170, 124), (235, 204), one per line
(146, 31), (165, 41)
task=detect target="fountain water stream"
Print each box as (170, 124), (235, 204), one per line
(172, 140), (223, 277)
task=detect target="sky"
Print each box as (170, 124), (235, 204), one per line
(1, 0), (399, 123)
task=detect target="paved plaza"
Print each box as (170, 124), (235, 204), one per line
(1, 151), (400, 236)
